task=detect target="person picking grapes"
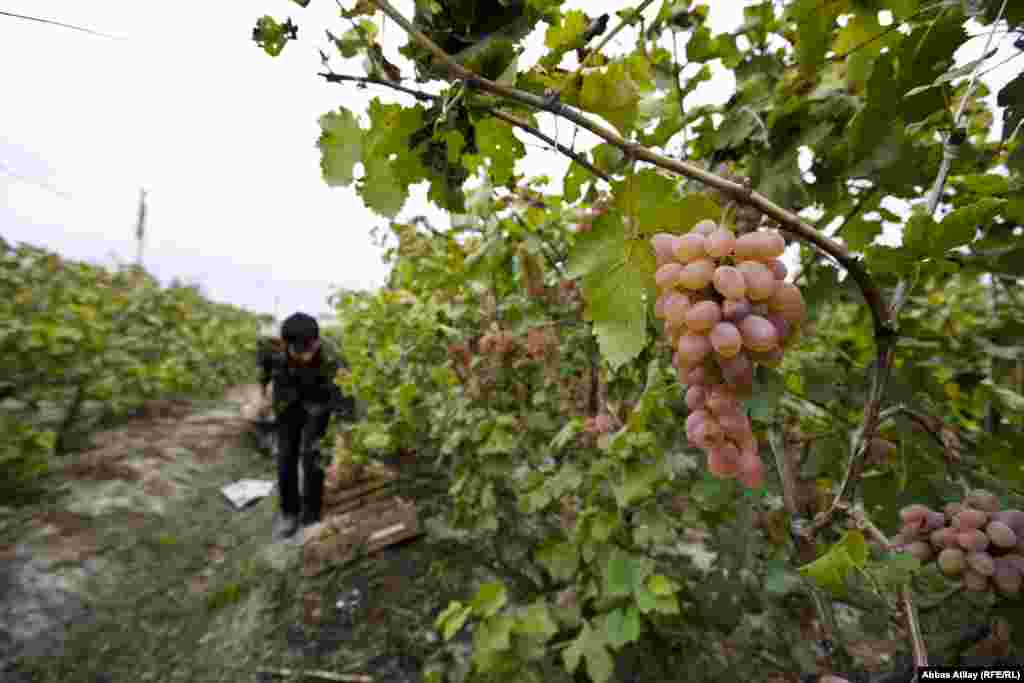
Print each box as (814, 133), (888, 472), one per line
(259, 312), (356, 541)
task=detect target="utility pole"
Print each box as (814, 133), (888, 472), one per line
(134, 187), (148, 268)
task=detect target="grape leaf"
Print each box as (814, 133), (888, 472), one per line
(612, 460), (661, 508)
(514, 602), (558, 640)
(605, 606), (641, 649)
(562, 621), (614, 683)
(613, 170), (719, 236)
(318, 108), (363, 187)
(578, 57), (654, 135)
(868, 552), (921, 589)
(470, 581), (508, 617)
(797, 530), (869, 596)
(466, 116), (524, 187)
(566, 212), (655, 370)
(536, 540), (579, 581)
(604, 549), (638, 598)
(435, 601), (473, 641)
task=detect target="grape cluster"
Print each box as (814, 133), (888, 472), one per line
(894, 490), (1024, 598)
(651, 219), (806, 489)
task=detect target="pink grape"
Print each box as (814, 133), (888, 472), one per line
(675, 233), (708, 263)
(966, 490), (1001, 512)
(954, 508), (989, 530)
(692, 417), (724, 449)
(766, 313), (791, 342)
(691, 219), (717, 235)
(768, 259), (788, 280)
(931, 527), (959, 548)
(706, 228), (737, 258)
(686, 365), (707, 385)
(767, 282), (806, 324)
(737, 449), (764, 489)
(738, 261), (778, 301)
(655, 262), (684, 291)
(734, 230), (786, 261)
(926, 511), (946, 530)
(663, 292), (692, 327)
(685, 385), (707, 411)
(957, 529), (990, 552)
(966, 551), (995, 577)
(705, 385), (739, 415)
(709, 321), (743, 358)
(677, 333), (713, 365)
(722, 298), (753, 322)
(651, 233), (678, 267)
(993, 557), (1023, 596)
(685, 410), (709, 441)
(708, 442), (741, 477)
(992, 510), (1024, 531)
(712, 266), (747, 300)
(739, 315), (779, 352)
(678, 259), (716, 290)
(906, 541), (933, 562)
(654, 293), (670, 319)
(685, 300), (722, 333)
(987, 521), (1018, 548)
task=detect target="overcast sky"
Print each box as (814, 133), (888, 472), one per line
(1, 2), (1018, 319)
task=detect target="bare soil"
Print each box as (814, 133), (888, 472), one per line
(1, 386), (474, 683)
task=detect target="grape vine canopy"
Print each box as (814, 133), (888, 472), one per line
(254, 1), (1024, 681)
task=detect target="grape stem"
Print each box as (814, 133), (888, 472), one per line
(847, 507), (929, 672)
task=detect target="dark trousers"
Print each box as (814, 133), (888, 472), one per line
(276, 402), (330, 523)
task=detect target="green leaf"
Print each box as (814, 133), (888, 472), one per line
(788, 0), (838, 74)
(932, 198), (1006, 254)
(797, 530), (869, 596)
(471, 116), (524, 186)
(763, 560), (802, 596)
(566, 212), (655, 370)
(536, 541), (579, 581)
(252, 16), (296, 57)
(514, 602), (559, 640)
(562, 622), (614, 683)
(840, 218), (884, 252)
(544, 9), (588, 51)
(578, 57), (653, 135)
(604, 548), (643, 598)
(474, 614), (515, 656)
(646, 573), (678, 597)
(318, 108), (363, 187)
(605, 606), (641, 649)
(613, 170), (720, 235)
(869, 552), (921, 589)
(611, 460), (661, 507)
(470, 582), (508, 617)
(564, 162), (594, 203)
(746, 367), (785, 422)
(435, 601), (473, 641)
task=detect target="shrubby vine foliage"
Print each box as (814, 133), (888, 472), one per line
(257, 0), (1024, 680)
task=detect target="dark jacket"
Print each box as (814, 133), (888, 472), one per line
(258, 336), (354, 420)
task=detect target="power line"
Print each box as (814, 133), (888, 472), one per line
(0, 10), (125, 40)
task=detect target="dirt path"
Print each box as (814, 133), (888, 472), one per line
(1, 386), (460, 683)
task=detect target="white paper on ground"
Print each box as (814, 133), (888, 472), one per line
(221, 479), (276, 509)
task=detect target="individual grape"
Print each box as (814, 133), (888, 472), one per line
(654, 292), (669, 319)
(722, 298), (753, 322)
(963, 569), (990, 592)
(685, 385), (707, 412)
(691, 219), (717, 236)
(705, 385), (739, 416)
(734, 231), (785, 261)
(966, 551), (995, 577)
(1003, 554), (1024, 574)
(693, 417), (724, 449)
(718, 410), (751, 440)
(712, 266), (747, 300)
(685, 410), (709, 444)
(937, 547), (966, 576)
(739, 315), (780, 352)
(678, 259), (716, 290)
(926, 511), (946, 530)
(900, 523), (924, 540)
(706, 227), (737, 258)
(966, 489), (1001, 513)
(737, 261), (778, 301)
(675, 233), (708, 263)
(737, 448), (764, 489)
(993, 557), (1023, 597)
(766, 313), (792, 343)
(931, 527), (959, 548)
(651, 233), (679, 267)
(768, 259), (788, 280)
(677, 333), (713, 365)
(707, 441), (740, 477)
(900, 504), (934, 525)
(655, 263), (684, 290)
(767, 282), (807, 324)
(709, 322), (743, 358)
(987, 521), (1018, 549)
(992, 510), (1024, 531)
(957, 528), (990, 552)
(663, 292), (692, 328)
(685, 300), (723, 333)
(906, 541), (934, 562)
(686, 365), (708, 385)
(954, 508), (989, 530)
